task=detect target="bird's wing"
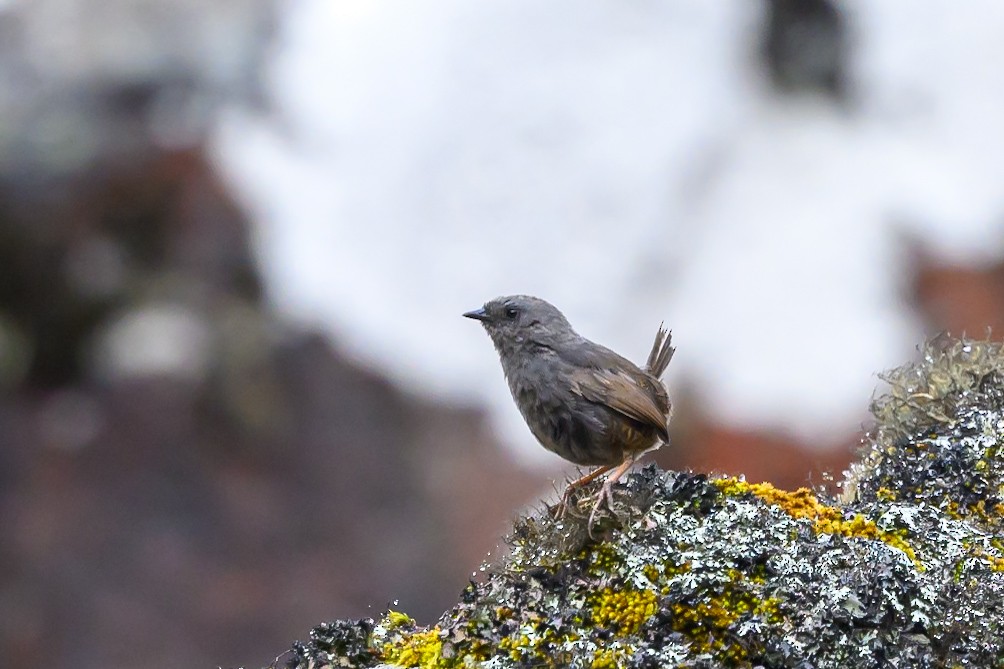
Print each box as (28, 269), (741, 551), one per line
(569, 367), (670, 442)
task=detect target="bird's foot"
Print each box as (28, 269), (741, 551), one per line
(584, 457), (635, 538)
(551, 484), (582, 520)
(586, 479), (618, 539)
(551, 464), (616, 521)
(551, 493), (570, 520)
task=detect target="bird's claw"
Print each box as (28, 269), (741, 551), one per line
(551, 485), (578, 520)
(586, 480), (617, 539)
(552, 465), (626, 538)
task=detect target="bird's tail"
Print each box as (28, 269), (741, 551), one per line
(645, 323), (675, 378)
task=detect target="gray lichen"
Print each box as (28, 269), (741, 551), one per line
(275, 336), (1004, 669)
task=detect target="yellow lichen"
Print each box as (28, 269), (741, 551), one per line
(382, 628), (444, 668)
(715, 477), (920, 566)
(942, 498), (1001, 528)
(582, 542), (623, 576)
(668, 583), (783, 662)
(642, 563), (661, 585)
(966, 544), (1004, 573)
(639, 559), (693, 596)
(498, 626), (577, 665)
(380, 613), (490, 668)
(664, 560), (692, 577)
(876, 487), (898, 502)
(590, 587), (659, 636)
(385, 610), (415, 629)
(590, 647), (631, 668)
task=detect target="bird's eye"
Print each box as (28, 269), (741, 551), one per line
(504, 306), (518, 319)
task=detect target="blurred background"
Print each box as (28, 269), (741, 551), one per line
(3, 0), (1004, 667)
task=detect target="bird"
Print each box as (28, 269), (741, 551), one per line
(464, 295), (674, 533)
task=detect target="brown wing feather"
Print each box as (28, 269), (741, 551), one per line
(570, 368), (670, 442)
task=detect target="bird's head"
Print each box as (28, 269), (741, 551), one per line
(463, 295), (575, 354)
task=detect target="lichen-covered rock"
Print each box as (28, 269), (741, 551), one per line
(844, 337), (1004, 534)
(275, 337), (1004, 669)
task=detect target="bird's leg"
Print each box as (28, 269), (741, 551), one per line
(587, 456), (636, 538)
(553, 464), (615, 519)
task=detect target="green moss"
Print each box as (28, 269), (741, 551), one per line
(870, 339), (1004, 443)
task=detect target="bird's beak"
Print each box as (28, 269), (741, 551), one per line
(463, 307), (490, 322)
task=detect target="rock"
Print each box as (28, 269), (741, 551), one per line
(280, 336), (1004, 668)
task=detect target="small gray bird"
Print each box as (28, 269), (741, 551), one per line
(464, 295), (674, 531)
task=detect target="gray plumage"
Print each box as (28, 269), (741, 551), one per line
(464, 295), (674, 467)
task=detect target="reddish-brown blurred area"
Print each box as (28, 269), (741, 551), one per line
(0, 145), (544, 667)
(0, 2), (542, 667)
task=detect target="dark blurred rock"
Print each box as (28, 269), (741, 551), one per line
(0, 189), (543, 669)
(761, 0), (849, 100)
(0, 0), (274, 388)
(1, 332), (543, 669)
(0, 148), (264, 387)
(0, 4), (544, 669)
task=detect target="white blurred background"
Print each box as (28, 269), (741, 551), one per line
(218, 0), (1004, 461)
